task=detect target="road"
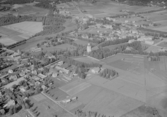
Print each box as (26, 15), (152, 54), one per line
(41, 92), (77, 117)
(26, 109), (35, 117)
(4, 77), (25, 89)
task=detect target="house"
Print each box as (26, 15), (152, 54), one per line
(62, 99), (71, 103)
(56, 66), (69, 74)
(81, 34), (89, 39)
(32, 76), (40, 81)
(9, 75), (17, 81)
(126, 46), (133, 51)
(19, 86), (26, 93)
(57, 61), (64, 66)
(38, 73), (46, 79)
(90, 67), (100, 74)
(52, 72), (58, 78)
(3, 100), (15, 108)
(128, 40), (136, 43)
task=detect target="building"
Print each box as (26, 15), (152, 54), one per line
(90, 67), (101, 74)
(87, 43), (91, 53)
(56, 66), (69, 74)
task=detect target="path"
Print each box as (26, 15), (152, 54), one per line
(26, 109), (35, 117)
(41, 92), (77, 117)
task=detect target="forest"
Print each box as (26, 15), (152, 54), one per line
(0, 15), (37, 26)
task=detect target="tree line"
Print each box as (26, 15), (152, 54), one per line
(90, 41), (144, 59)
(100, 68), (118, 79)
(0, 15), (40, 26)
(100, 37), (134, 47)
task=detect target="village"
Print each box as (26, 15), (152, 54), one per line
(1, 0), (167, 117)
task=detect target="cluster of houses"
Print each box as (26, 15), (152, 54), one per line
(67, 15), (157, 45)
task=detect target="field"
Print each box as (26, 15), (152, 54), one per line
(102, 53), (145, 73)
(61, 80), (144, 117)
(58, 1), (162, 18)
(83, 89), (143, 117)
(144, 56), (167, 80)
(13, 19), (77, 51)
(108, 59), (137, 71)
(30, 94), (73, 117)
(43, 43), (76, 52)
(158, 41), (167, 48)
(4, 21), (43, 39)
(14, 5), (49, 16)
(60, 81), (91, 96)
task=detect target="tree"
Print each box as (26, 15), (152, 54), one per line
(9, 106), (14, 115)
(0, 109), (5, 115)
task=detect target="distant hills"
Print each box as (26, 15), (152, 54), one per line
(1, 0), (167, 7)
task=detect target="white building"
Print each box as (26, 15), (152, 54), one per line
(87, 43), (91, 53)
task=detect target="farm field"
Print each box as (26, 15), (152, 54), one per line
(144, 56), (167, 80)
(13, 18), (77, 51)
(83, 89), (143, 117)
(102, 53), (145, 71)
(4, 21), (43, 39)
(60, 79), (143, 117)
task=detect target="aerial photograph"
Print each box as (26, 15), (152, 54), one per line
(1, 0), (167, 117)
